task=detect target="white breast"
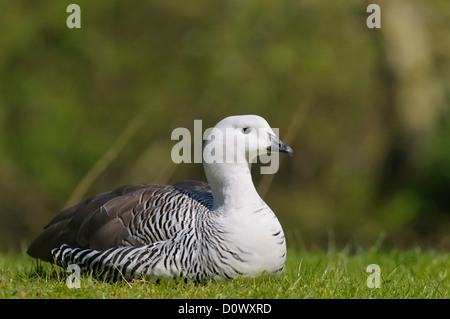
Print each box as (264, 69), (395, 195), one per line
(220, 203), (287, 277)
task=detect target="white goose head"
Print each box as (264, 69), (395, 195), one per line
(203, 114), (293, 165)
(203, 115), (293, 209)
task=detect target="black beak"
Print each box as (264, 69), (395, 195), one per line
(267, 133), (293, 156)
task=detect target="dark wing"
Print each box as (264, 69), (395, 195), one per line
(27, 181), (212, 262)
(172, 180), (211, 192)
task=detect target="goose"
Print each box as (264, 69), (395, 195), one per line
(27, 115), (293, 282)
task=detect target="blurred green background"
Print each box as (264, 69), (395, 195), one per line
(1, 0), (449, 253)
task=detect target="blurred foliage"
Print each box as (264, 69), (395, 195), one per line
(0, 0), (449, 253)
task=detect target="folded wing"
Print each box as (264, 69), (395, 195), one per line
(27, 181), (212, 262)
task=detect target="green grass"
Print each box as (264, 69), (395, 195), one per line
(0, 246), (448, 299)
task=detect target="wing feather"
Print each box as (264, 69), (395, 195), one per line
(27, 181), (212, 262)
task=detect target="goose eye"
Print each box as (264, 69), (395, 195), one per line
(242, 127), (251, 134)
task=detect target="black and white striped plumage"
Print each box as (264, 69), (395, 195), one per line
(27, 115), (293, 282)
